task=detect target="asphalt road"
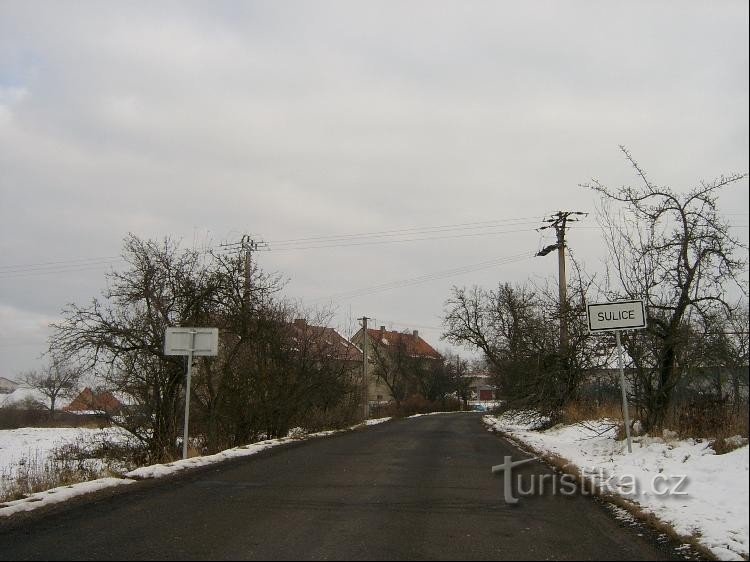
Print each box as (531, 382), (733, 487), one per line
(0, 414), (687, 560)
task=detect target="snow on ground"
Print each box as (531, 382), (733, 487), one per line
(0, 478), (136, 516)
(408, 411), (463, 418)
(484, 412), (750, 561)
(0, 417), (394, 518)
(364, 417), (392, 426)
(468, 400), (505, 409)
(0, 426), (130, 483)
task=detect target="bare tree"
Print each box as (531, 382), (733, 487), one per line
(368, 333), (419, 406)
(193, 306), (360, 449)
(22, 356), (82, 418)
(443, 278), (606, 421)
(443, 283), (557, 414)
(682, 305), (749, 413)
(420, 351), (471, 407)
(50, 234), (359, 459)
(582, 146), (748, 430)
(50, 235), (237, 460)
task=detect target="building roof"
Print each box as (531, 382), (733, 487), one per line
(363, 327), (442, 360)
(64, 388), (123, 414)
(291, 319), (363, 363)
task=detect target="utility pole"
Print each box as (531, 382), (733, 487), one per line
(241, 235), (258, 300)
(536, 211), (586, 355)
(220, 235), (267, 303)
(359, 316), (370, 421)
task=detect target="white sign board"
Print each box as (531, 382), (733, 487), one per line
(587, 300), (646, 333)
(164, 327), (219, 356)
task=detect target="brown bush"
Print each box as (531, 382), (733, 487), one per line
(371, 395), (463, 419)
(297, 403), (361, 433)
(0, 406), (111, 430)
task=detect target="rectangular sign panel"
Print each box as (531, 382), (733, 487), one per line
(587, 300), (646, 333)
(164, 327), (219, 356)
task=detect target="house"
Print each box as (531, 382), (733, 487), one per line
(290, 319), (363, 366)
(0, 376), (20, 394)
(350, 325), (442, 406)
(64, 387), (123, 415)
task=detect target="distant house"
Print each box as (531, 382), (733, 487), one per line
(0, 376), (20, 394)
(351, 325), (442, 405)
(468, 371), (500, 402)
(64, 388), (123, 415)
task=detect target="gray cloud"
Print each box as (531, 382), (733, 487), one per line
(1, 0), (747, 375)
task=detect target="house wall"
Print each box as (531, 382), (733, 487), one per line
(351, 331), (398, 404)
(351, 328), (442, 404)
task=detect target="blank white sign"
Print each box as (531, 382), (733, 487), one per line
(164, 327), (219, 356)
(587, 301), (646, 333)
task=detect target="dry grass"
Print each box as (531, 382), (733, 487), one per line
(667, 399), (749, 454)
(0, 432), (146, 503)
(562, 400), (625, 425)
(562, 398), (750, 454)
(0, 452), (106, 503)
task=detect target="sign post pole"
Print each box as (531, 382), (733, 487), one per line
(182, 329), (197, 460)
(164, 327), (218, 460)
(615, 330), (632, 453)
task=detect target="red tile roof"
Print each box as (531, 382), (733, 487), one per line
(64, 388), (123, 414)
(291, 320), (363, 363)
(365, 328), (442, 360)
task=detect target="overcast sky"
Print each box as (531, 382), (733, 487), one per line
(1, 1), (748, 377)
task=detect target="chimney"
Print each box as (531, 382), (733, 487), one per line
(294, 318), (306, 327)
(412, 330), (419, 338)
(380, 326), (386, 333)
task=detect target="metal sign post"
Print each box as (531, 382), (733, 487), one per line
(586, 300), (647, 454)
(615, 330), (632, 453)
(164, 327), (219, 460)
(182, 330), (196, 461)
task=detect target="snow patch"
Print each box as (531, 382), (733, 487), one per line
(483, 412), (749, 561)
(0, 478), (135, 517)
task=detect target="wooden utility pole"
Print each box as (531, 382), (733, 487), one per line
(219, 235), (267, 304)
(359, 316), (370, 420)
(242, 235), (258, 300)
(536, 211), (586, 355)
(556, 215), (569, 354)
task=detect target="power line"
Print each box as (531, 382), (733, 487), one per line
(0, 256), (122, 273)
(310, 252), (533, 303)
(266, 226), (539, 251)
(0, 261), (124, 280)
(266, 216), (544, 245)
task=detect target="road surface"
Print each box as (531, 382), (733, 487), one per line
(0, 414), (687, 560)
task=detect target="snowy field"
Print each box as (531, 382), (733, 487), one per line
(0, 427), (131, 490)
(484, 412), (749, 561)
